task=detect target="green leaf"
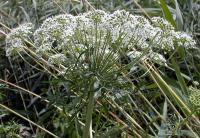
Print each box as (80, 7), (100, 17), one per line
(32, 0), (37, 11)
(171, 57), (188, 96)
(157, 99), (169, 137)
(177, 46), (186, 58)
(174, 0), (183, 30)
(145, 62), (191, 116)
(159, 0), (176, 28)
(19, 6), (31, 22)
(0, 83), (6, 88)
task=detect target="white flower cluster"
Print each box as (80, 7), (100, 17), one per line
(34, 14), (76, 52)
(151, 17), (196, 49)
(48, 53), (67, 65)
(189, 86), (200, 107)
(6, 10), (196, 66)
(33, 10), (196, 65)
(6, 23), (33, 56)
(127, 49), (166, 65)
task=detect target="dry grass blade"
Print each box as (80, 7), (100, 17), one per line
(0, 104), (59, 138)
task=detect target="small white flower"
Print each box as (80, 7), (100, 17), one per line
(193, 81), (199, 86)
(6, 39), (24, 56)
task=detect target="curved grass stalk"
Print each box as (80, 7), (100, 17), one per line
(0, 104), (59, 138)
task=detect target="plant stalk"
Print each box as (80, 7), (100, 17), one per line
(83, 91), (95, 138)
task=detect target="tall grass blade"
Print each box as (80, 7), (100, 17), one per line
(171, 57), (188, 96)
(144, 61), (191, 116)
(174, 0), (183, 30)
(159, 0), (176, 28)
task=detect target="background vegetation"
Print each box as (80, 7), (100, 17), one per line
(0, 0), (200, 138)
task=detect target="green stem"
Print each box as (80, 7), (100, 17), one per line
(83, 91), (95, 138)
